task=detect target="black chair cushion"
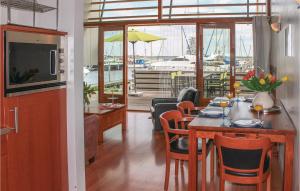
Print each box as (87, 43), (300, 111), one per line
(183, 109), (200, 116)
(170, 137), (212, 154)
(225, 156), (270, 177)
(221, 147), (270, 177)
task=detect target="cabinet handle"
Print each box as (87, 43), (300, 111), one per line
(9, 107), (19, 134)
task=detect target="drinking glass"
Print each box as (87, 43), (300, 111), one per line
(226, 92), (233, 100)
(226, 92), (233, 106)
(220, 101), (229, 126)
(220, 101), (229, 119)
(254, 104), (264, 120)
(235, 89), (241, 102)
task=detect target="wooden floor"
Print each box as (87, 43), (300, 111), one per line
(85, 112), (283, 191)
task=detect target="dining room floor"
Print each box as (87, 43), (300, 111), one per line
(85, 112), (283, 191)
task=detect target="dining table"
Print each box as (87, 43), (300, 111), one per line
(187, 101), (296, 191)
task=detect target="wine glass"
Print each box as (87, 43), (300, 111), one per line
(235, 89), (241, 102)
(226, 92), (233, 105)
(226, 92), (233, 100)
(254, 104), (264, 121)
(220, 101), (229, 119)
(220, 101), (229, 126)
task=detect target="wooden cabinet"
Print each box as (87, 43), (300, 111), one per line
(1, 136), (8, 191)
(1, 89), (68, 191)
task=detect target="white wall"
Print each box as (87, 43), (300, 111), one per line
(270, 0), (300, 190)
(0, 1), (86, 191)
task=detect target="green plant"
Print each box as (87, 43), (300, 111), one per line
(83, 82), (97, 105)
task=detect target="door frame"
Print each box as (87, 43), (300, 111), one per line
(98, 26), (128, 105)
(197, 23), (235, 105)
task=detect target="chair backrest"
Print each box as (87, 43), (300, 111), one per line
(160, 110), (186, 151)
(214, 134), (272, 179)
(177, 101), (195, 117)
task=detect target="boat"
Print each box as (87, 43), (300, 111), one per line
(83, 67), (90, 74)
(149, 55), (196, 71)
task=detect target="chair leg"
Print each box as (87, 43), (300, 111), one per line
(257, 183), (263, 191)
(267, 150), (272, 191)
(267, 174), (271, 191)
(210, 145), (215, 180)
(175, 159), (179, 177)
(164, 157), (171, 191)
(219, 178), (225, 191)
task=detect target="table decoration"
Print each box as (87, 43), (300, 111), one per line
(241, 69), (288, 109)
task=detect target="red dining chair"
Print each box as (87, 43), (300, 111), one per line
(214, 134), (272, 191)
(160, 110), (214, 191)
(177, 101), (202, 117)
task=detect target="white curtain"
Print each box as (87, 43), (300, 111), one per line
(253, 16), (271, 74)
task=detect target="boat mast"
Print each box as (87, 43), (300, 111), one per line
(205, 29), (215, 57)
(181, 26), (184, 56)
(181, 26), (192, 55)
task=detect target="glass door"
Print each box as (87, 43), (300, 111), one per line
(99, 26), (128, 104)
(199, 24), (235, 103)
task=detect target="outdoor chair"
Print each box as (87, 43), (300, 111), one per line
(151, 87), (200, 131)
(206, 72), (228, 97)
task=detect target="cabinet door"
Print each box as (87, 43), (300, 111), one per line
(1, 95), (19, 191)
(6, 89), (67, 191)
(1, 135), (8, 191)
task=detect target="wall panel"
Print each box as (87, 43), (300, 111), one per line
(270, 0), (300, 190)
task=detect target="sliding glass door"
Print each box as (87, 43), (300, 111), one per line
(98, 26), (128, 104)
(198, 24), (235, 103)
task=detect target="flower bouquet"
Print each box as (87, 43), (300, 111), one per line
(241, 70), (288, 109)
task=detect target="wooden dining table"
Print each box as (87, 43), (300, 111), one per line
(187, 101), (296, 191)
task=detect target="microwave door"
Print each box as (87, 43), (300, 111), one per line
(7, 43), (60, 89)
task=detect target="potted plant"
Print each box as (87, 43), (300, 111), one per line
(84, 82), (97, 106)
(241, 69), (288, 109)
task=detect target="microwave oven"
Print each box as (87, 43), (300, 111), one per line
(4, 31), (67, 96)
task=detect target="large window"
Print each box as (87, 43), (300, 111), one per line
(235, 24), (254, 96)
(84, 27), (99, 104)
(127, 25), (197, 110)
(103, 30), (124, 96)
(201, 26), (232, 99)
(83, 23), (254, 109)
(85, 0), (269, 23)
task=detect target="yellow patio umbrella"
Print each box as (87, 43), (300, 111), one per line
(105, 29), (165, 93)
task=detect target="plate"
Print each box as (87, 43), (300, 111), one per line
(212, 97), (229, 103)
(200, 107), (223, 116)
(232, 118), (262, 127)
(210, 97), (231, 107)
(249, 105), (281, 114)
